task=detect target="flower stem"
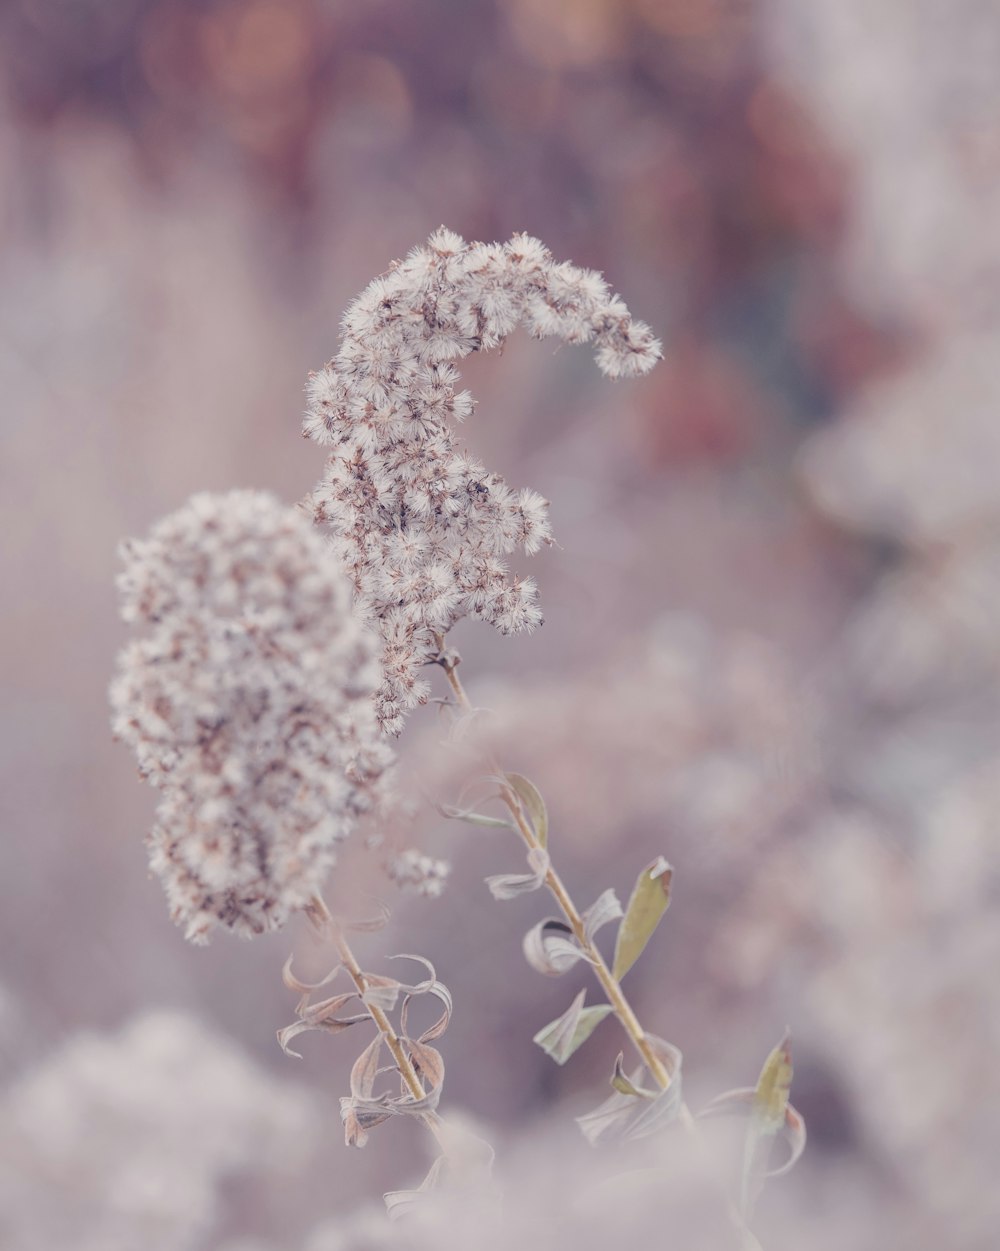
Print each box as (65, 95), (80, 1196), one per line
(434, 640), (753, 1244)
(306, 896), (446, 1149)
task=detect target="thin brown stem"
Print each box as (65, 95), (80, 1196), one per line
(434, 639), (669, 1083)
(434, 638), (753, 1243)
(306, 896), (446, 1150)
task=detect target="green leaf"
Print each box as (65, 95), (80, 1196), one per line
(533, 989), (614, 1064)
(610, 1051), (658, 1099)
(740, 1031), (794, 1219)
(752, 1031), (793, 1134)
(612, 856), (673, 981)
(504, 772), (548, 847)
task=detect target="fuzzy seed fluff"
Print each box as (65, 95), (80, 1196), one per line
(305, 228), (661, 734)
(110, 490), (393, 943)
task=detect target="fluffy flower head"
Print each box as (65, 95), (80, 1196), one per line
(111, 490), (392, 942)
(306, 229), (661, 733)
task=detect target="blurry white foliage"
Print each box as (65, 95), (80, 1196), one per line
(111, 490), (392, 942)
(766, 0), (1000, 329)
(801, 332), (1000, 546)
(305, 227), (661, 734)
(0, 1011), (318, 1251)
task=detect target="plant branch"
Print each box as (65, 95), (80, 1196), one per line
(305, 896), (446, 1150)
(433, 638), (754, 1244)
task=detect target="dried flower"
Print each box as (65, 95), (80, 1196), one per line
(110, 490), (392, 943)
(386, 848), (451, 898)
(305, 228), (661, 733)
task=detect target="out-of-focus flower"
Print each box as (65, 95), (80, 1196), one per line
(305, 228), (661, 734)
(0, 1011), (318, 1251)
(110, 490), (392, 943)
(386, 848), (451, 898)
(800, 331), (1000, 546)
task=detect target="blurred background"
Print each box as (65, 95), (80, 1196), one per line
(1, 1), (998, 1248)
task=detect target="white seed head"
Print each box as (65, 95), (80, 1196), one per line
(305, 229), (661, 732)
(111, 490), (393, 943)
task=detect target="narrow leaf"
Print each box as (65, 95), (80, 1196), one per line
(299, 991), (361, 1026)
(350, 1034), (385, 1100)
(407, 1039), (445, 1092)
(741, 1031), (794, 1219)
(523, 918), (591, 976)
(583, 888), (623, 944)
(439, 804), (514, 830)
(610, 1052), (658, 1099)
(281, 955), (341, 996)
(698, 1035), (806, 1218)
(576, 1035), (683, 1146)
(345, 899), (392, 933)
(340, 1095), (392, 1148)
(384, 1155), (448, 1221)
(533, 990), (614, 1065)
(503, 772), (549, 847)
(753, 1031), (793, 1133)
(276, 1013), (368, 1058)
(612, 856), (673, 981)
(361, 975), (401, 1013)
(485, 846), (550, 900)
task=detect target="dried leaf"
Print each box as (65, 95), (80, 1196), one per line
(414, 981), (453, 1043)
(485, 846), (550, 900)
(612, 856), (673, 981)
(343, 899), (392, 933)
(523, 918), (592, 976)
(350, 1034), (385, 1100)
(391, 955), (452, 1042)
(361, 975), (401, 1013)
(406, 1039), (445, 1094)
(503, 772), (548, 847)
(299, 991), (361, 1026)
(384, 1155), (448, 1221)
(583, 888), (623, 944)
(281, 955), (341, 995)
(387, 952), (437, 991)
(439, 803), (514, 830)
(533, 989), (614, 1064)
(276, 1012), (368, 1058)
(576, 1035), (683, 1146)
(340, 1096), (393, 1148)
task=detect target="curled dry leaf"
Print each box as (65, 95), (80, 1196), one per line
(344, 899), (392, 933)
(485, 845), (550, 900)
(277, 1011), (368, 1059)
(533, 988), (614, 1065)
(281, 954), (341, 996)
(383, 1122), (497, 1221)
(361, 974), (402, 1013)
(612, 856), (673, 982)
(576, 1035), (683, 1146)
(502, 772), (549, 847)
(523, 918), (593, 976)
(390, 954), (453, 1042)
(582, 888), (624, 944)
(407, 1039), (445, 1093)
(384, 1155), (449, 1222)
